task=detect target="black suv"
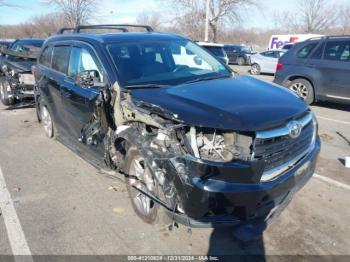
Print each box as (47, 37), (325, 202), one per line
(224, 44), (254, 65)
(0, 38), (44, 106)
(34, 24), (320, 238)
(274, 36), (350, 104)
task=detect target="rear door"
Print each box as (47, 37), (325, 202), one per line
(260, 51), (277, 73)
(320, 40), (350, 100)
(230, 46), (239, 63)
(62, 42), (107, 140)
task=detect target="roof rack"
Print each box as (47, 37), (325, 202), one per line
(306, 35), (350, 41)
(76, 24), (153, 33)
(57, 28), (75, 34)
(326, 35), (350, 39)
(74, 25), (129, 33)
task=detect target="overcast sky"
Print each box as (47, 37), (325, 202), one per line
(0, 0), (348, 29)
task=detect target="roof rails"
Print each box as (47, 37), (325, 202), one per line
(57, 28), (75, 34)
(306, 35), (350, 41)
(75, 24), (153, 33)
(74, 25), (129, 33)
(326, 35), (350, 39)
(56, 24), (154, 35)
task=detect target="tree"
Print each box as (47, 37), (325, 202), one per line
(297, 0), (338, 33)
(337, 3), (350, 35)
(31, 12), (68, 37)
(42, 0), (98, 27)
(170, 0), (256, 42)
(136, 12), (163, 31)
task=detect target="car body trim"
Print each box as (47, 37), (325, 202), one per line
(260, 140), (315, 182)
(256, 112), (312, 139)
(325, 94), (350, 100)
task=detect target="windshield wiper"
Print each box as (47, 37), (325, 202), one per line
(124, 84), (170, 89)
(183, 74), (230, 85)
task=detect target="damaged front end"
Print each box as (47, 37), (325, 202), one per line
(0, 52), (36, 107)
(81, 81), (320, 232)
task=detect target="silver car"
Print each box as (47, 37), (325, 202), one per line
(250, 50), (286, 75)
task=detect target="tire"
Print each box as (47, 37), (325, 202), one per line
(288, 78), (314, 104)
(125, 146), (173, 225)
(40, 105), (54, 138)
(250, 63), (261, 75)
(237, 57), (246, 66)
(0, 79), (14, 106)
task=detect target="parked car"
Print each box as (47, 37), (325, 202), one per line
(0, 40), (15, 76)
(196, 42), (229, 65)
(250, 49), (286, 75)
(34, 24), (320, 239)
(0, 40), (14, 49)
(0, 38), (44, 106)
(274, 36), (350, 104)
(224, 45), (255, 65)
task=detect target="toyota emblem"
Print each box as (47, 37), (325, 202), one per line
(287, 121), (302, 139)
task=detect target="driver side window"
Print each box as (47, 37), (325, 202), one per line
(68, 47), (105, 83)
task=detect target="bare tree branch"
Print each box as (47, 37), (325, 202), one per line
(136, 12), (163, 31)
(169, 0), (256, 42)
(41, 0), (98, 27)
(297, 0), (337, 33)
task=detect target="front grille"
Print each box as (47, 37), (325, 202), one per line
(254, 114), (314, 176)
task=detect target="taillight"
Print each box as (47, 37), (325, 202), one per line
(276, 62), (283, 71)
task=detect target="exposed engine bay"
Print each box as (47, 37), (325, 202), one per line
(77, 79), (319, 231)
(187, 127), (253, 162)
(0, 46), (37, 107)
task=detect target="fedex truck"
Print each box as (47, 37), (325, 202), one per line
(268, 34), (323, 50)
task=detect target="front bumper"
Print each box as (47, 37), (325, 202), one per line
(160, 138), (320, 228)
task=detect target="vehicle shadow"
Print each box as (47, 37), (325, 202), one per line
(207, 227), (266, 261)
(314, 101), (350, 112)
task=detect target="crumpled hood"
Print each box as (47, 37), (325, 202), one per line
(130, 75), (308, 131)
(6, 59), (35, 73)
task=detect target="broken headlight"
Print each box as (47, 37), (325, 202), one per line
(186, 126), (253, 162)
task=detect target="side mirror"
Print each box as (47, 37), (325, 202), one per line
(193, 55), (202, 66)
(75, 70), (101, 87)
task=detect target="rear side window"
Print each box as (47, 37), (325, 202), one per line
(324, 41), (350, 62)
(296, 43), (317, 59)
(262, 51), (274, 58)
(310, 42), (325, 59)
(52, 46), (71, 74)
(39, 46), (53, 67)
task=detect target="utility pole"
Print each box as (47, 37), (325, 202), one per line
(204, 0), (210, 42)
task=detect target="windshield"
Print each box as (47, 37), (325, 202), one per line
(203, 46), (226, 57)
(107, 39), (231, 87)
(241, 46), (251, 53)
(10, 40), (44, 52)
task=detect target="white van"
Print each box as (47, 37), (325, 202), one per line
(268, 34), (323, 50)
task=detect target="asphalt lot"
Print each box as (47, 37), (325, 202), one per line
(0, 69), (349, 259)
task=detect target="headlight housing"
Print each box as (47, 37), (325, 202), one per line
(186, 126), (253, 162)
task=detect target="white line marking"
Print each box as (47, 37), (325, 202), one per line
(314, 173), (350, 191)
(317, 116), (350, 125)
(0, 167), (33, 261)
